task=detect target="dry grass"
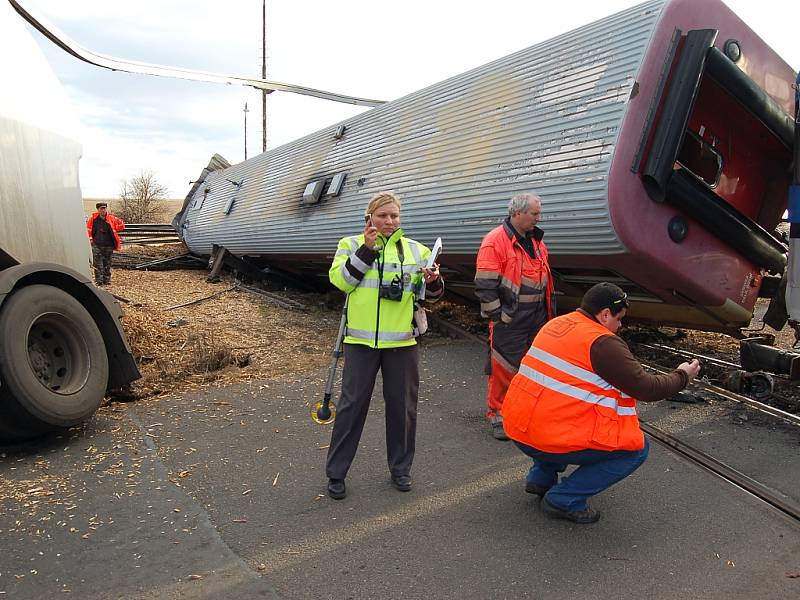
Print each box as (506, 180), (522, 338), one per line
(106, 269), (341, 399)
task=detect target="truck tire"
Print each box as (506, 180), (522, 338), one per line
(0, 285), (109, 435)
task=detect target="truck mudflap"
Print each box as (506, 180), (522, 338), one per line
(0, 262), (140, 440)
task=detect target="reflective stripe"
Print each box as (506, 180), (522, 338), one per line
(407, 240), (422, 265)
(500, 276), (520, 294)
(475, 270), (501, 280)
(349, 253), (371, 273)
(491, 348), (518, 374)
(426, 282), (444, 300)
(519, 293), (544, 303)
(335, 248), (351, 257)
(481, 299), (501, 312)
(377, 263), (420, 274)
(521, 276), (544, 288)
(500, 312), (513, 323)
(338, 259), (420, 275)
(347, 327), (414, 341)
(356, 279), (417, 294)
(340, 263), (361, 286)
(518, 363), (637, 417)
(347, 237), (360, 252)
(527, 346), (631, 397)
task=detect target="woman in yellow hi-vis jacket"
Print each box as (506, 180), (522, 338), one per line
(325, 191), (443, 500)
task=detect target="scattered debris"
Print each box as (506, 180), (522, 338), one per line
(716, 370), (774, 400)
(166, 318), (190, 328)
(668, 391), (702, 404)
(165, 287), (235, 311)
(235, 283), (307, 311)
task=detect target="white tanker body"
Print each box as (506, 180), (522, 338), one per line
(0, 1), (139, 441)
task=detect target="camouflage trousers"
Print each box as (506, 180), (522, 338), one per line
(91, 245), (114, 284)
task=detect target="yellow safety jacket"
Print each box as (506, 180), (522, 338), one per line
(329, 228), (440, 348)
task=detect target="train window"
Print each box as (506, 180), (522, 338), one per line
(676, 129), (723, 187)
(302, 180), (324, 205)
(193, 187), (210, 210)
(223, 179), (243, 215)
(328, 173), (346, 197)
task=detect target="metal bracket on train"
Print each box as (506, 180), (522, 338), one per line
(739, 336), (800, 380)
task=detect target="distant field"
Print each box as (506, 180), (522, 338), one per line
(83, 198), (184, 222)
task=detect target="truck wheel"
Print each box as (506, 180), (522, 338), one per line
(0, 285), (109, 432)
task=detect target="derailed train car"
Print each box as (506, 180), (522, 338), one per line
(175, 0), (797, 333)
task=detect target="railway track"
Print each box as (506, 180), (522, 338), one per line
(641, 361), (800, 426)
(429, 314), (800, 524)
(640, 419), (800, 524)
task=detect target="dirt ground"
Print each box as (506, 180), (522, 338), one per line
(105, 269), (342, 399)
(105, 245), (800, 414)
(106, 252), (459, 402)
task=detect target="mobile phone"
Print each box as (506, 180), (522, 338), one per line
(365, 215), (373, 227)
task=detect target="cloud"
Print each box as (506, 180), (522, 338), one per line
(19, 0), (800, 201)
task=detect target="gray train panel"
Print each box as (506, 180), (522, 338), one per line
(177, 0), (665, 258)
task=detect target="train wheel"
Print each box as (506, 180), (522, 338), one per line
(0, 285), (109, 436)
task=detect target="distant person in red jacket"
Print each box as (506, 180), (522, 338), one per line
(86, 202), (125, 286)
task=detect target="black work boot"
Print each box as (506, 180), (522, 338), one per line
(390, 475), (412, 492)
(541, 498), (600, 524)
(491, 421), (509, 441)
(327, 478), (346, 500)
(524, 482), (551, 497)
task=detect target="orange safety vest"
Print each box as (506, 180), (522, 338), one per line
(502, 311), (645, 453)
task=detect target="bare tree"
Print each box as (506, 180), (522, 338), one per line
(117, 170), (169, 223)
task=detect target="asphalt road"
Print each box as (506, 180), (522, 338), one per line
(1, 340), (799, 599)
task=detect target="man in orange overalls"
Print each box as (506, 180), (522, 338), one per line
(474, 193), (553, 440)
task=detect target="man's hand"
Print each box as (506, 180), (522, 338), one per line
(677, 359), (701, 381)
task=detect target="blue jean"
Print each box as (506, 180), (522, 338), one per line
(513, 437), (650, 511)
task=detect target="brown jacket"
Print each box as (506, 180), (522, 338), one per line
(581, 309), (688, 401)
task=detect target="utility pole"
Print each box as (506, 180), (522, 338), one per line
(262, 0), (267, 153)
(243, 102), (249, 160)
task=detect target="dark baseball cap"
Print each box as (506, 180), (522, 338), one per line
(96, 202), (108, 209)
(580, 282), (629, 315)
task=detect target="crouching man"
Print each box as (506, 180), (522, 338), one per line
(502, 282), (701, 523)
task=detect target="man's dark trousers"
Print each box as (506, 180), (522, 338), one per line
(326, 343), (419, 480)
(91, 244), (114, 284)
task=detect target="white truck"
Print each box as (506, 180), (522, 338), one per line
(0, 0), (385, 443)
(0, 1), (140, 441)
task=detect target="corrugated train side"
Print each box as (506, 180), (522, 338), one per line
(175, 0), (796, 333)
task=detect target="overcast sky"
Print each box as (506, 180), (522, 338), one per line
(18, 0), (800, 199)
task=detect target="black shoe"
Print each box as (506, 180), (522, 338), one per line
(541, 498), (600, 524)
(491, 421), (509, 441)
(390, 475), (412, 492)
(327, 478), (346, 500)
(524, 482), (551, 497)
